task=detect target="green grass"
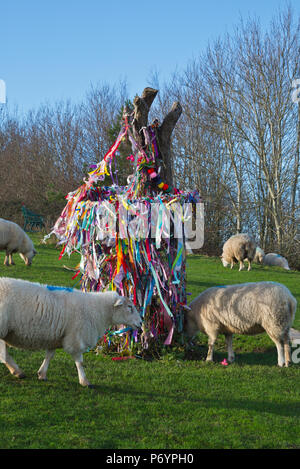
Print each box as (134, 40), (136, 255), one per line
(0, 235), (300, 449)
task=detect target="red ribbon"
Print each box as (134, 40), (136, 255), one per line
(111, 356), (135, 361)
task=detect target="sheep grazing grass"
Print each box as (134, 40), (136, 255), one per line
(221, 233), (256, 271)
(0, 218), (37, 266)
(184, 281), (297, 367)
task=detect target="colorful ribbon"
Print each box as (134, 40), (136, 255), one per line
(46, 110), (201, 352)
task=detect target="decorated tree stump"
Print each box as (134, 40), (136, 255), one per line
(47, 88), (201, 355)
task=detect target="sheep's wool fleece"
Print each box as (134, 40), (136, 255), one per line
(0, 277), (121, 351)
(263, 253), (290, 270)
(0, 218), (33, 253)
(222, 233), (256, 261)
(188, 281), (296, 335)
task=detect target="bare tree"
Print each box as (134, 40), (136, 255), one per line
(81, 81), (128, 166)
(161, 5), (300, 264)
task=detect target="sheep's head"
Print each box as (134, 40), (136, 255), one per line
(257, 254), (265, 263)
(182, 304), (199, 338)
(112, 296), (142, 330)
(255, 247), (265, 264)
(220, 255), (230, 267)
(20, 249), (37, 266)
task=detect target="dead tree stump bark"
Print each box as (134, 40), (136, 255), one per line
(132, 87), (182, 190)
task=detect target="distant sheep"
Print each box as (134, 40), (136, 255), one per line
(184, 281), (296, 367)
(221, 233), (256, 271)
(0, 218), (36, 266)
(263, 253), (290, 270)
(253, 247), (265, 264)
(0, 278), (142, 387)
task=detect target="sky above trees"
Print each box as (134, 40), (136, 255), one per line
(1, 0), (300, 113)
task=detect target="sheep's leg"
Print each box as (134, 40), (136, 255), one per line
(0, 340), (25, 378)
(4, 250), (15, 266)
(239, 261), (245, 271)
(206, 337), (215, 361)
(247, 260), (252, 271)
(206, 333), (218, 362)
(225, 334), (235, 362)
(284, 332), (291, 367)
(0, 339), (7, 363)
(38, 350), (55, 381)
(276, 341), (285, 367)
(230, 261), (234, 269)
(284, 342), (291, 367)
(8, 254), (15, 265)
(72, 352), (93, 388)
(269, 335), (285, 367)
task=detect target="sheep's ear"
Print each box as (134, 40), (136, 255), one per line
(114, 297), (125, 307)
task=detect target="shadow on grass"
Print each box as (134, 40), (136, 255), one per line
(86, 381), (300, 420)
(2, 369), (299, 422)
(235, 348), (278, 364)
(185, 336), (277, 365)
(185, 350), (278, 367)
(187, 396), (300, 418)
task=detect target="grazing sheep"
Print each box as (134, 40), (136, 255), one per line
(221, 233), (256, 271)
(263, 253), (290, 270)
(253, 247), (265, 264)
(184, 281), (297, 367)
(0, 218), (36, 266)
(0, 277), (142, 387)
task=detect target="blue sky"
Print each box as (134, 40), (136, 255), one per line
(1, 0), (299, 113)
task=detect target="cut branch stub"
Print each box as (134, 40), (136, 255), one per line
(157, 101), (182, 190)
(132, 87), (158, 140)
(133, 87), (182, 189)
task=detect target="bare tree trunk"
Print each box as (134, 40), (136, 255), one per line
(132, 87), (182, 189)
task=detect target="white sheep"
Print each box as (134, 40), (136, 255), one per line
(0, 218), (36, 266)
(221, 233), (256, 271)
(263, 253), (290, 270)
(253, 246), (265, 264)
(184, 281), (297, 367)
(0, 277), (142, 387)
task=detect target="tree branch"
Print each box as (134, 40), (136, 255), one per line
(133, 88), (158, 139)
(132, 88), (182, 188)
(157, 101), (182, 188)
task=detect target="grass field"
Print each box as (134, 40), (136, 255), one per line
(0, 233), (300, 449)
